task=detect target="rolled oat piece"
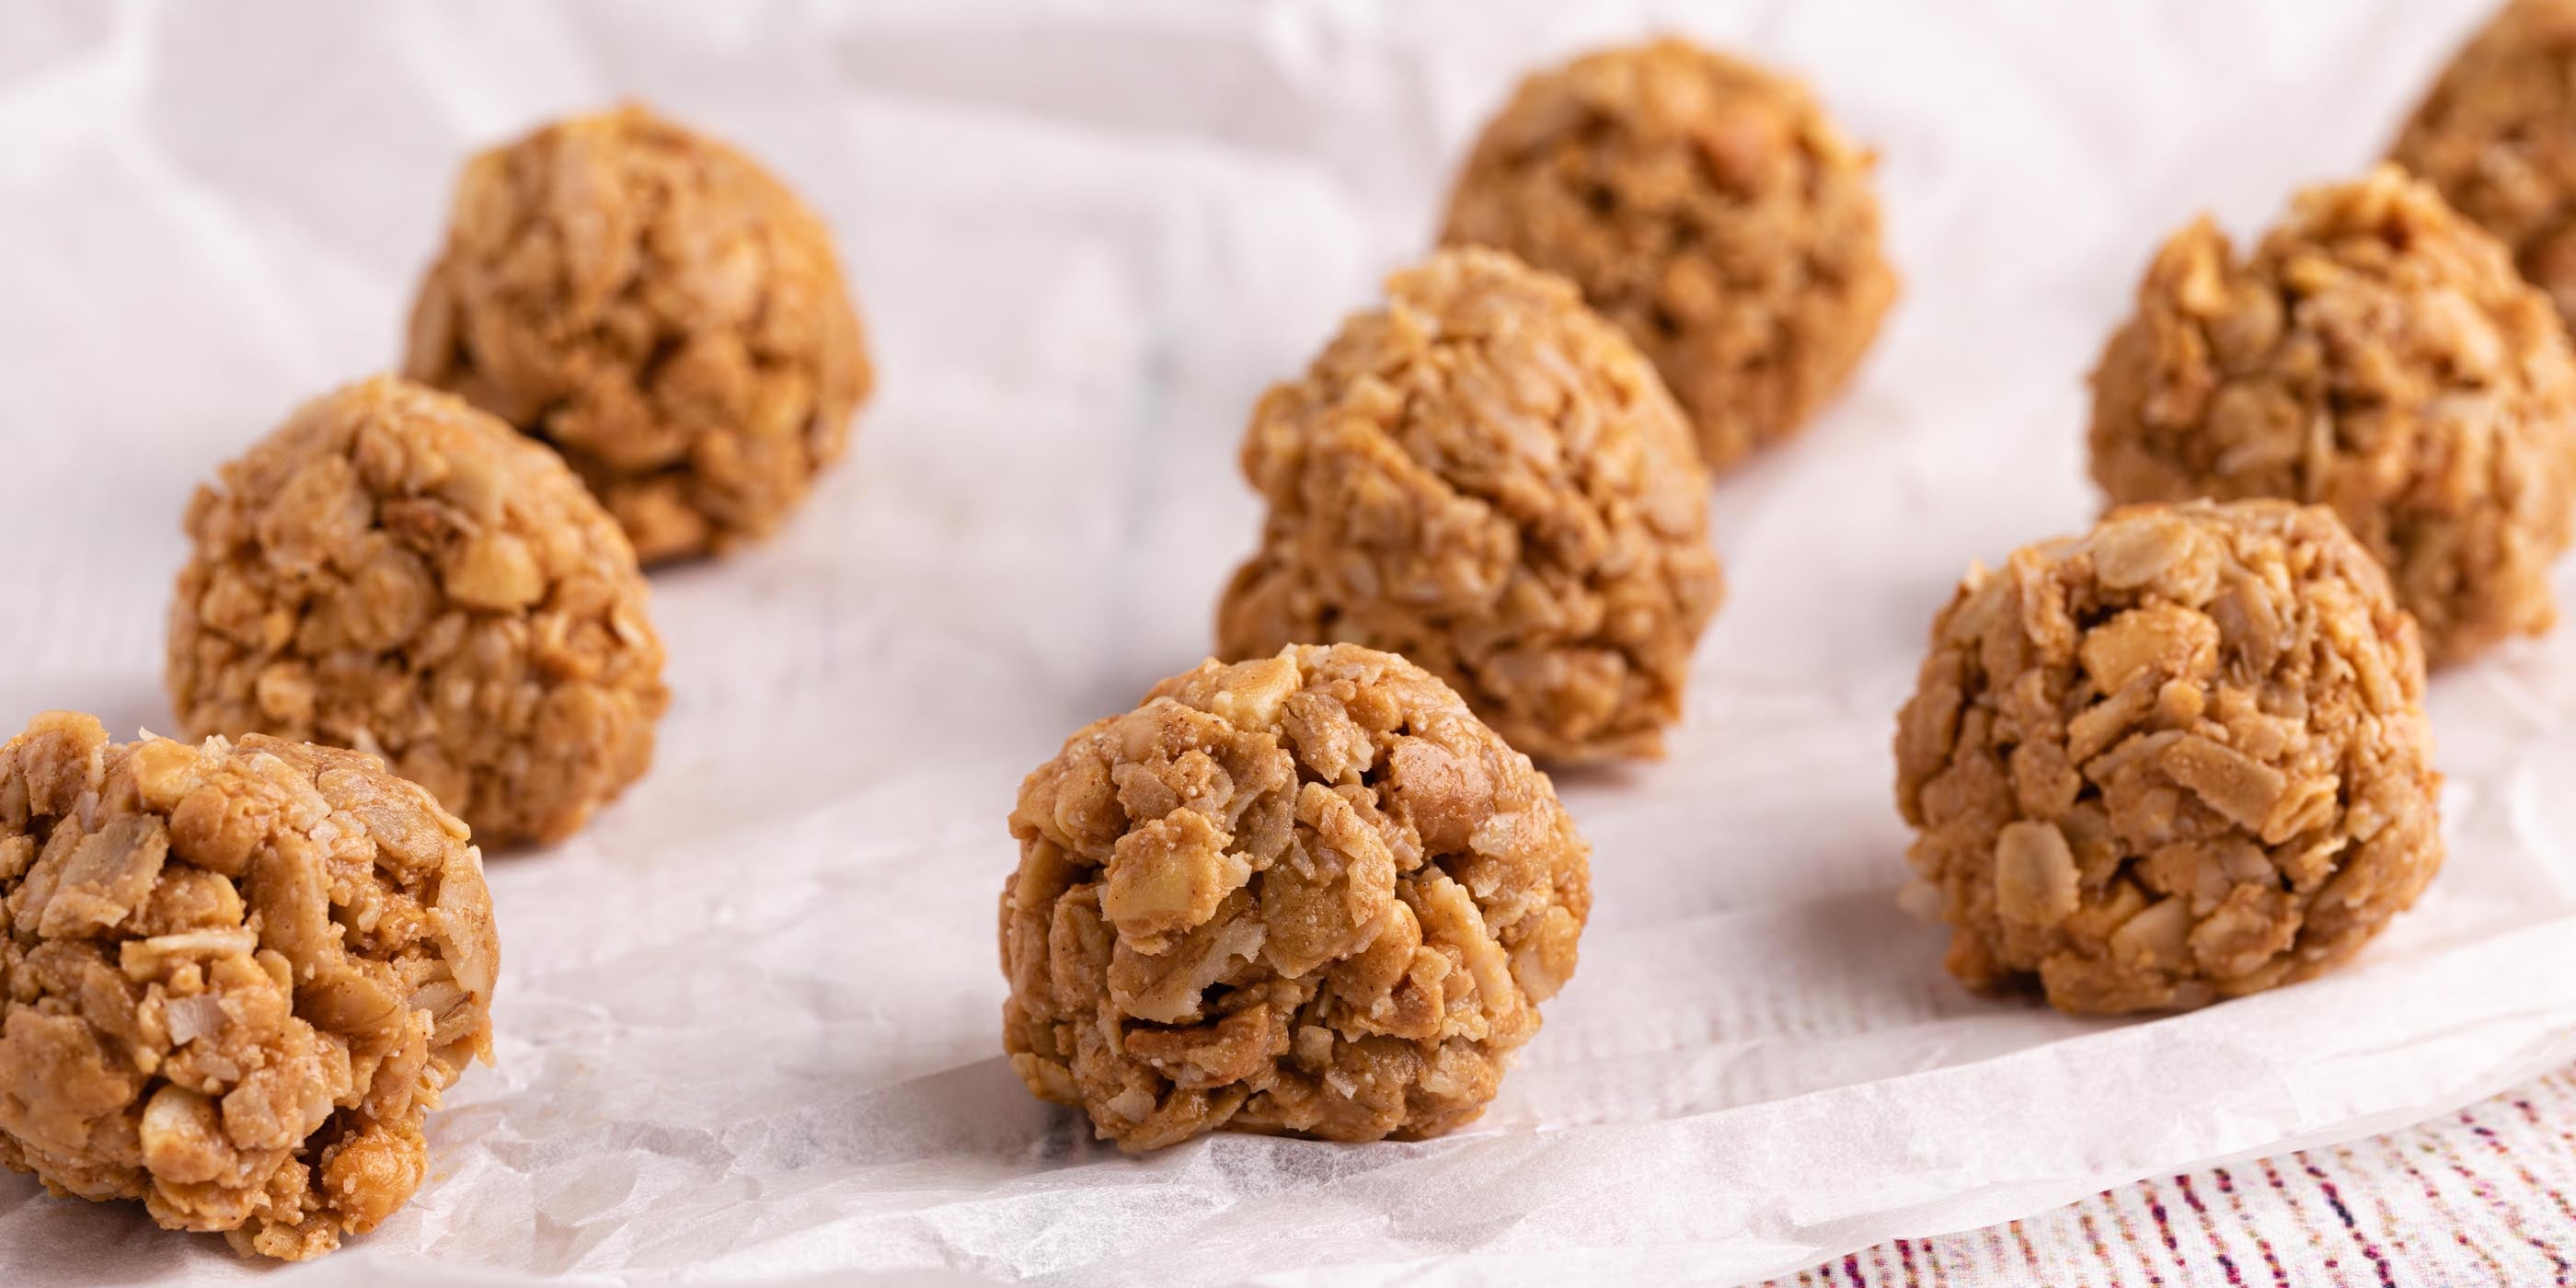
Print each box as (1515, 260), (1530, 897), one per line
(1892, 500), (2443, 1015)
(167, 376), (668, 847)
(404, 103), (873, 563)
(2393, 0), (2576, 327)
(2088, 165), (2576, 666)
(1216, 247), (1725, 762)
(1000, 644), (1591, 1150)
(1440, 38), (1897, 473)
(0, 712), (498, 1259)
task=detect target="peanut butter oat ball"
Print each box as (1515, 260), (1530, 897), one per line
(1216, 247), (1724, 762)
(0, 712), (498, 1260)
(1440, 38), (1897, 473)
(167, 376), (668, 847)
(1893, 500), (2443, 1016)
(2393, 0), (2576, 326)
(1001, 644), (1591, 1151)
(404, 104), (873, 563)
(2089, 166), (2576, 667)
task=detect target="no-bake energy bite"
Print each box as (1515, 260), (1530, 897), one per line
(1000, 645), (1591, 1151)
(1217, 247), (1724, 762)
(2089, 166), (2576, 666)
(1440, 38), (1896, 473)
(2393, 0), (2576, 326)
(1893, 501), (2443, 1015)
(167, 376), (668, 847)
(404, 104), (873, 563)
(0, 712), (498, 1260)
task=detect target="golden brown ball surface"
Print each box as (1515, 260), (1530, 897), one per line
(1440, 38), (1896, 473)
(0, 712), (498, 1260)
(1217, 247), (1724, 762)
(167, 376), (668, 847)
(1893, 500), (2442, 1015)
(1000, 645), (1591, 1151)
(2393, 0), (2576, 328)
(404, 104), (873, 563)
(2089, 166), (2576, 666)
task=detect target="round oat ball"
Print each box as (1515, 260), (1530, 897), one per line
(167, 376), (668, 847)
(2089, 165), (2576, 667)
(403, 103), (873, 564)
(1892, 500), (2443, 1015)
(2392, 0), (2576, 326)
(1000, 644), (1591, 1151)
(0, 712), (498, 1260)
(1439, 38), (1897, 474)
(1216, 247), (1725, 762)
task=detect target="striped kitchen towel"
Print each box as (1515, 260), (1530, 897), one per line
(1771, 1067), (2576, 1286)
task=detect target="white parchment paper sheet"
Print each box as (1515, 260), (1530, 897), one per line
(6, 1), (2575, 1283)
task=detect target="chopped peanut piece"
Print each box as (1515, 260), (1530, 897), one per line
(440, 533), (543, 611)
(1101, 811), (1251, 953)
(2078, 605), (2218, 692)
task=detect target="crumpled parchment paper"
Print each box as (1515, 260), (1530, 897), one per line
(5, 1), (2571, 1284)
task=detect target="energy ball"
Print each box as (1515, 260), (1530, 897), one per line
(1440, 38), (1897, 473)
(1216, 247), (1725, 762)
(1000, 644), (1591, 1151)
(167, 376), (668, 847)
(404, 104), (873, 564)
(0, 712), (498, 1259)
(2088, 166), (2576, 666)
(2393, 0), (2576, 325)
(1892, 500), (2443, 1015)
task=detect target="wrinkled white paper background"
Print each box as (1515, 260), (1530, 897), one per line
(6, 0), (2575, 1283)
